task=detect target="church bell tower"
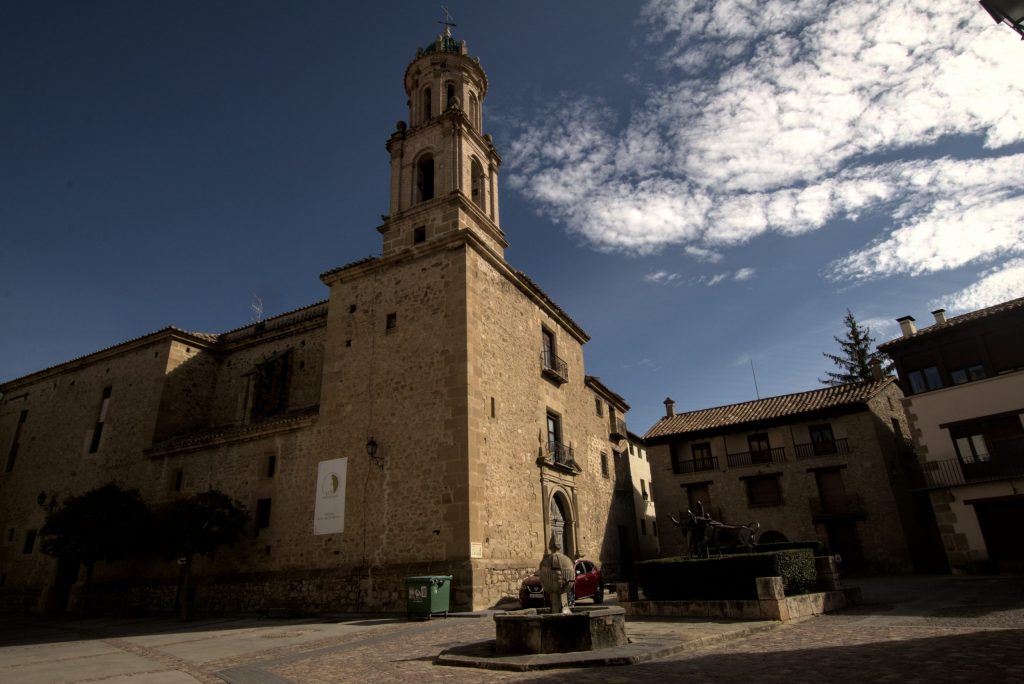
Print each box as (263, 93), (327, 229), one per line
(378, 26), (506, 258)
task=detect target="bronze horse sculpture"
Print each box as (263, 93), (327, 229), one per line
(670, 503), (759, 558)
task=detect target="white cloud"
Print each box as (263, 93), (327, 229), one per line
(505, 1), (1024, 283)
(644, 270), (681, 284)
(931, 259), (1024, 313)
(703, 273), (728, 286)
(684, 245), (723, 263)
(734, 267), (756, 281)
(828, 155), (1024, 280)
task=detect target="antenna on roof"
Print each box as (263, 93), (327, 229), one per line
(749, 358), (761, 399)
(251, 294), (264, 323)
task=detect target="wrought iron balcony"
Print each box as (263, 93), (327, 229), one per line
(911, 454), (1024, 489)
(726, 446), (786, 468)
(795, 438), (850, 459)
(809, 493), (865, 520)
(610, 417), (627, 441)
(540, 350), (568, 384)
(546, 441), (576, 468)
(673, 456), (720, 474)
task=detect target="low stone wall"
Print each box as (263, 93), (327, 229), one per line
(620, 576), (862, 623)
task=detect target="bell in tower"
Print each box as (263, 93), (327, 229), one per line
(379, 25), (506, 259)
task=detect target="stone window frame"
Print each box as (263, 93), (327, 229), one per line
(742, 473), (784, 507)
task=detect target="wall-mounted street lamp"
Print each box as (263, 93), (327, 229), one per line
(980, 0), (1024, 39)
(366, 437), (383, 470)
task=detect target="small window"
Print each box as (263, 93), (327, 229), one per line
(416, 154), (435, 202)
(6, 528), (14, 543)
(386, 313), (397, 330)
(490, 397), (496, 418)
(251, 353), (291, 420)
(256, 498), (272, 533)
(22, 529), (37, 554)
(652, 521), (658, 537)
(748, 433), (771, 463)
(5, 409), (27, 472)
(421, 87), (432, 123)
(692, 443), (714, 471)
(470, 158), (485, 210)
(686, 484), (710, 514)
(809, 424), (837, 456)
(640, 518), (647, 536)
(640, 479), (648, 500)
(546, 412), (568, 464)
(413, 226), (426, 244)
(908, 366), (942, 394)
(950, 364), (985, 385)
(954, 435), (990, 464)
(89, 387), (112, 454)
(600, 451), (609, 478)
(746, 476), (782, 506)
(171, 469), (183, 492)
(349, 304), (357, 314)
(266, 454), (277, 478)
(595, 399), (603, 417)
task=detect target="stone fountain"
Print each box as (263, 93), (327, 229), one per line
(493, 536), (627, 655)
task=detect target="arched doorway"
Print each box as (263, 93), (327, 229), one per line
(549, 491), (575, 558)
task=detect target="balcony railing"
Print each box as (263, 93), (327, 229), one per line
(911, 455), (1024, 489)
(546, 441), (575, 468)
(795, 437), (850, 459)
(726, 446), (786, 468)
(610, 417), (627, 441)
(809, 493), (865, 519)
(673, 456), (720, 474)
(540, 350), (568, 384)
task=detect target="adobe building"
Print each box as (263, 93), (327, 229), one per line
(879, 298), (1024, 573)
(643, 380), (927, 574)
(0, 28), (630, 613)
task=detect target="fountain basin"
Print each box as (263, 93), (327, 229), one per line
(494, 605), (628, 655)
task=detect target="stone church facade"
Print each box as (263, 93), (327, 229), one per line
(0, 30), (629, 613)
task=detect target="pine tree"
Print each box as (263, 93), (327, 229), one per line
(820, 310), (892, 386)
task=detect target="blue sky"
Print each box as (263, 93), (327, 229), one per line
(3, 1), (1023, 433)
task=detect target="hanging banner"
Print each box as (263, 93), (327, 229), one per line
(313, 457), (347, 535)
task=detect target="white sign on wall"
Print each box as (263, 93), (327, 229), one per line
(313, 457), (347, 535)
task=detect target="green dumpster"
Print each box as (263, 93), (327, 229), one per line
(405, 575), (452, 620)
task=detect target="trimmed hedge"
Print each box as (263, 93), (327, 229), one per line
(635, 549), (817, 601)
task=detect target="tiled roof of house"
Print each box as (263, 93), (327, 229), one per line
(878, 296), (1024, 351)
(643, 378), (895, 441)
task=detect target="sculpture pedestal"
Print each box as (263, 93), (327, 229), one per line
(494, 605), (628, 655)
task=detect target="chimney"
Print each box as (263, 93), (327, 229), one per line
(870, 358), (884, 381)
(897, 316), (916, 338)
(931, 309), (947, 325)
(664, 397), (676, 418)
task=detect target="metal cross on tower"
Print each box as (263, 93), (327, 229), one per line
(438, 6), (456, 34)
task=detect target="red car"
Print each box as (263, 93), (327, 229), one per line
(518, 559), (604, 608)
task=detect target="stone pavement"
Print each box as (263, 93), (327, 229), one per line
(1, 575), (1022, 683)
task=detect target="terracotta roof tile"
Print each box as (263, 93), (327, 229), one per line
(644, 378), (895, 441)
(878, 296), (1024, 351)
